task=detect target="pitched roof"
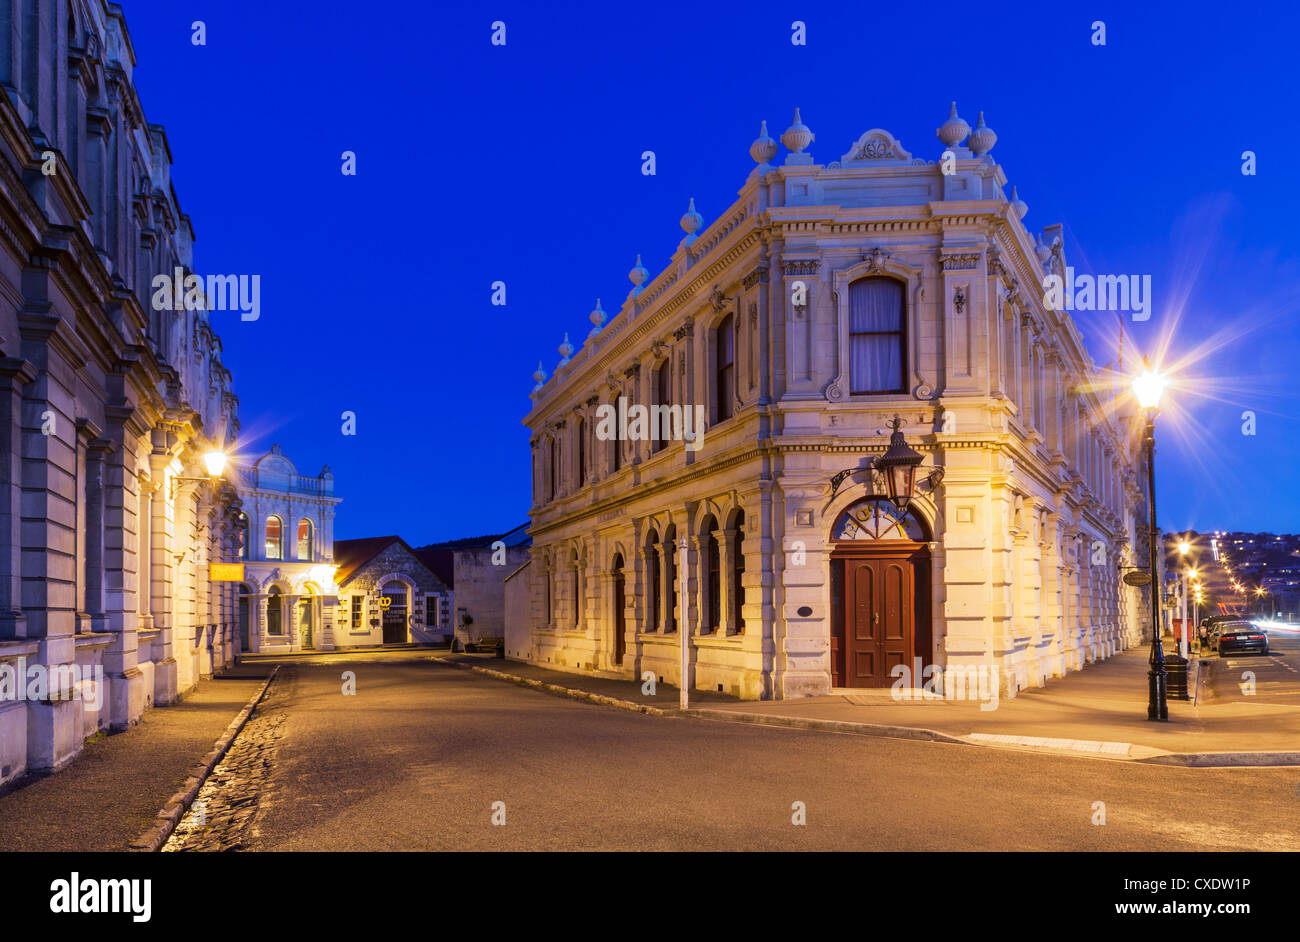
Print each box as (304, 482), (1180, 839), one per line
(418, 521), (532, 552)
(414, 548), (455, 588)
(333, 535), (406, 586)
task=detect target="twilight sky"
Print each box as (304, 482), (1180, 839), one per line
(119, 0), (1300, 542)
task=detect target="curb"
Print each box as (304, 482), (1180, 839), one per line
(436, 657), (1300, 766)
(1136, 751), (1300, 767)
(128, 665), (281, 852)
(686, 707), (971, 745)
(430, 656), (676, 716)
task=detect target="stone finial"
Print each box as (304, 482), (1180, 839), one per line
(1009, 185), (1028, 219)
(532, 360), (547, 390)
(680, 197), (703, 237)
(780, 108), (814, 154)
(750, 120), (777, 165)
(558, 332), (574, 364)
(968, 111), (997, 156)
(1035, 235), (1052, 265)
(936, 101), (970, 148)
(627, 255), (649, 290)
(590, 298), (608, 328)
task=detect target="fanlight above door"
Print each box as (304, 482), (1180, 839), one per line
(832, 497), (927, 541)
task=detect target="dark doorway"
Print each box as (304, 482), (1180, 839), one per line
(382, 582), (407, 644)
(238, 594), (251, 652)
(612, 553), (626, 666)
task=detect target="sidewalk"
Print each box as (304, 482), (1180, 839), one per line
(0, 662), (275, 851)
(434, 648), (1300, 766)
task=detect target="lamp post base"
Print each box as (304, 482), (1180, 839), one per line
(1147, 667), (1168, 721)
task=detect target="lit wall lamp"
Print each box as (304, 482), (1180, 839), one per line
(170, 449), (229, 498)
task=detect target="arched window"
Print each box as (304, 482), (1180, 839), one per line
(265, 516), (283, 560)
(611, 396), (624, 472)
(832, 497), (929, 542)
(731, 511), (746, 634)
(646, 529), (660, 631)
(570, 551), (581, 628)
(297, 518), (313, 561)
(715, 315), (735, 422)
(548, 438), (558, 501)
(237, 512), (249, 560)
(703, 516), (721, 632)
(266, 586), (283, 635)
(664, 525), (677, 633)
(848, 277), (905, 394)
(653, 361), (671, 452)
(576, 417), (586, 487)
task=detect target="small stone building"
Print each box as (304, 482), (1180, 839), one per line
(334, 537), (452, 646)
(417, 524), (531, 648)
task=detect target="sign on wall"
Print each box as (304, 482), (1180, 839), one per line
(210, 563), (245, 582)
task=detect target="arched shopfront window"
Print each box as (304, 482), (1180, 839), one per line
(731, 510), (745, 634)
(297, 518), (313, 561)
(703, 515), (721, 632)
(265, 516), (283, 560)
(266, 586), (284, 635)
(645, 529), (660, 632)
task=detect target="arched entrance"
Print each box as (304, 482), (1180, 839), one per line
(611, 553), (626, 666)
(829, 497), (932, 688)
(381, 580), (409, 644)
(299, 584), (317, 650)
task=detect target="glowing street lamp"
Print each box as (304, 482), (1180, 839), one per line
(1176, 539), (1191, 556)
(203, 449), (228, 477)
(1133, 359), (1169, 721)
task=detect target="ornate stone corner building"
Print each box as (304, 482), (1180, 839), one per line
(232, 444), (341, 652)
(0, 3), (243, 782)
(521, 106), (1150, 700)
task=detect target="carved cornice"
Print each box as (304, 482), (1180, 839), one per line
(939, 252), (981, 271)
(783, 259), (820, 277)
(741, 266), (769, 290)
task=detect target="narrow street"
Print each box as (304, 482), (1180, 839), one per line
(166, 652), (1300, 852)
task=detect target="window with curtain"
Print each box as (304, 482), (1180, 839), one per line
(265, 516), (283, 560)
(297, 518), (313, 561)
(612, 396), (624, 472)
(576, 417), (585, 486)
(653, 361), (671, 451)
(716, 316), (735, 421)
(848, 277), (905, 394)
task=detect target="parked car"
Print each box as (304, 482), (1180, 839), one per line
(1217, 621), (1270, 656)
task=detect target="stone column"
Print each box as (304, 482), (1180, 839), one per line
(149, 450), (178, 705)
(101, 399), (144, 729)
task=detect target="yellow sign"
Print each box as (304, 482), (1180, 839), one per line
(379, 596), (392, 609)
(210, 563), (245, 582)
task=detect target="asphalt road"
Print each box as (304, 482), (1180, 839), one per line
(1207, 632), (1300, 706)
(222, 652), (1300, 851)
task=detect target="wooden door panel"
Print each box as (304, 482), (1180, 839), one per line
(840, 554), (917, 688)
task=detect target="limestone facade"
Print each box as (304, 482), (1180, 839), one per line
(233, 444), (340, 652)
(0, 1), (244, 782)
(519, 106), (1151, 701)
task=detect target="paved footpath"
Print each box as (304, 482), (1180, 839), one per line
(438, 638), (1300, 764)
(0, 663), (273, 851)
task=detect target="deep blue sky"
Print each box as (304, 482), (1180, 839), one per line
(119, 0), (1300, 542)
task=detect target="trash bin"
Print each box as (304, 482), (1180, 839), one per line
(1165, 654), (1189, 700)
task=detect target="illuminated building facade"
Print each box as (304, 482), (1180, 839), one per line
(518, 105), (1150, 700)
(0, 2), (243, 782)
(232, 445), (340, 652)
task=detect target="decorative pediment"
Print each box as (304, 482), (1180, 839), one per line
(841, 129), (912, 164)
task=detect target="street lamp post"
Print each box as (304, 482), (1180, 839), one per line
(1133, 365), (1168, 722)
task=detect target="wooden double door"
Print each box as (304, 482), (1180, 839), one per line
(831, 551), (926, 688)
